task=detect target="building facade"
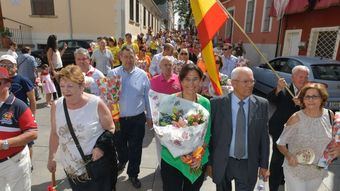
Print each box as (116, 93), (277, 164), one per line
(0, 0), (163, 48)
(218, 0), (280, 65)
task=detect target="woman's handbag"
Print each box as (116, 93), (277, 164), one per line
(63, 99), (117, 181)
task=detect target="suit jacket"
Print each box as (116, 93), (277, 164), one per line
(267, 84), (300, 141)
(210, 93), (270, 185)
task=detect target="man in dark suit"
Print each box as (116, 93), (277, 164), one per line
(210, 67), (270, 191)
(268, 65), (309, 191)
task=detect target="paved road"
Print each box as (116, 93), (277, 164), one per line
(31, 99), (340, 191)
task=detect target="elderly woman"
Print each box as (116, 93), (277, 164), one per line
(161, 63), (211, 191)
(47, 65), (117, 191)
(277, 83), (333, 191)
(173, 48), (194, 74)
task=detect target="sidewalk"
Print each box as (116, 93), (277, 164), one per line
(30, 100), (340, 191)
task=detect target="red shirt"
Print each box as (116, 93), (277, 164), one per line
(0, 94), (37, 159)
(150, 74), (181, 94)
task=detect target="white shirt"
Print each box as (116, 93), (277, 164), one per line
(149, 52), (176, 76)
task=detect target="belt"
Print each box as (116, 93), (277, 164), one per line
(229, 156), (247, 161)
(119, 113), (145, 121)
(0, 152), (19, 163)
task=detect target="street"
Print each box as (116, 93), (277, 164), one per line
(30, 99), (340, 191)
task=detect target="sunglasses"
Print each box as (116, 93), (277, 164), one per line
(180, 52), (188, 55)
(222, 48), (230, 51)
(141, 49), (146, 52)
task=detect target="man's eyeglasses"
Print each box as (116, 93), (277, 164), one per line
(180, 52), (188, 55)
(303, 95), (321, 100)
(223, 48), (231, 51)
(234, 79), (256, 85)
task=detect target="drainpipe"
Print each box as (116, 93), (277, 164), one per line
(68, 0), (73, 39)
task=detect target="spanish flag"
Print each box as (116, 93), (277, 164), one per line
(190, 0), (228, 95)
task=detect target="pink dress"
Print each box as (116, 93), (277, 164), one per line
(41, 71), (56, 94)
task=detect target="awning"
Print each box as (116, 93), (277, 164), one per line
(270, 0), (340, 17)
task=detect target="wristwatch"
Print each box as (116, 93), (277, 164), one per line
(1, 140), (9, 150)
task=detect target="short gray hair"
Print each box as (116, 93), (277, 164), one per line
(231, 66), (253, 80)
(159, 56), (173, 66)
(292, 65), (309, 75)
(74, 48), (90, 58)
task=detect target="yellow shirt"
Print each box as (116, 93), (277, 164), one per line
(108, 46), (121, 67)
(150, 41), (158, 50)
(123, 42), (139, 54)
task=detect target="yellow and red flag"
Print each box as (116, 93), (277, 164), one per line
(190, 0), (228, 95)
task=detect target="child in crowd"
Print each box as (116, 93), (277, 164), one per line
(40, 64), (56, 107)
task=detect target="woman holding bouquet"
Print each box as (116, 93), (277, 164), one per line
(160, 63), (211, 191)
(277, 83), (333, 191)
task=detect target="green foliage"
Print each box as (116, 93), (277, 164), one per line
(0, 28), (12, 37)
(174, 0), (193, 28)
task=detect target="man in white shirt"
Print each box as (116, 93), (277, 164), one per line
(91, 38), (113, 75)
(75, 48), (104, 96)
(149, 43), (176, 76)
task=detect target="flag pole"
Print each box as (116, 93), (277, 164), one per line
(216, 0), (294, 97)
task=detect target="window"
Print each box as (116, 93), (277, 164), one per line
(245, 0), (255, 33)
(262, 0), (272, 32)
(226, 8), (234, 40)
(129, 0), (134, 21)
(31, 0), (55, 16)
(148, 11), (151, 27)
(307, 27), (340, 59)
(136, 0), (140, 23)
(143, 7), (146, 27)
(151, 15), (154, 30)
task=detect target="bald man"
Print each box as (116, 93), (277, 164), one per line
(210, 67), (270, 191)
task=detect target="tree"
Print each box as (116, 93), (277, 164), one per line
(173, 0), (193, 29)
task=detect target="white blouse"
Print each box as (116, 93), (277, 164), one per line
(277, 109), (332, 180)
(55, 95), (104, 176)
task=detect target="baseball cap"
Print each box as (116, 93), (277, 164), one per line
(0, 55), (17, 64)
(0, 67), (10, 79)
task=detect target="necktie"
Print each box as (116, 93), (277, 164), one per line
(234, 100), (246, 159)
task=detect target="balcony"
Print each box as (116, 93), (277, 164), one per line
(1, 17), (33, 49)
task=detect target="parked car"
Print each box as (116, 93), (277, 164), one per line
(251, 56), (340, 111)
(31, 39), (94, 67)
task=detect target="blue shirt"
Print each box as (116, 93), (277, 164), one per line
(229, 93), (249, 159)
(10, 75), (34, 106)
(17, 53), (37, 84)
(107, 66), (151, 119)
(221, 55), (238, 77)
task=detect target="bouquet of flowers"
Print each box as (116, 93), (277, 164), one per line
(149, 90), (210, 158)
(318, 111), (340, 169)
(96, 76), (122, 128)
(208, 73), (233, 96)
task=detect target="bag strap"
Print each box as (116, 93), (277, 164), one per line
(328, 109), (333, 125)
(63, 99), (88, 162)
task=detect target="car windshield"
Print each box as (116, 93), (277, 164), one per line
(311, 64), (340, 81)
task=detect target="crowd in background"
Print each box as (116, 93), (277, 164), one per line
(1, 27), (340, 191)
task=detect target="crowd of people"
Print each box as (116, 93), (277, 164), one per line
(0, 28), (340, 191)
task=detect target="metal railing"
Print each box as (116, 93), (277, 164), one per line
(1, 17), (33, 47)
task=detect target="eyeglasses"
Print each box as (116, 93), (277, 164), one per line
(76, 57), (89, 62)
(180, 52), (188, 55)
(223, 48), (231, 51)
(303, 95), (321, 100)
(140, 49), (146, 52)
(0, 62), (15, 68)
(234, 79), (256, 85)
(183, 77), (200, 83)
